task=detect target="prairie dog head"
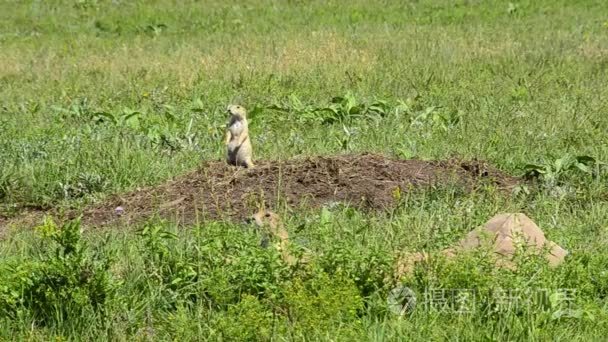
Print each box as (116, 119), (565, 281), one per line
(227, 104), (247, 120)
(251, 209), (281, 231)
(248, 209), (288, 240)
(248, 209), (298, 265)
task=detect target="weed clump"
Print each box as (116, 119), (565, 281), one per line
(0, 218), (115, 325)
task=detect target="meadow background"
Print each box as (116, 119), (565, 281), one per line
(1, 0), (608, 340)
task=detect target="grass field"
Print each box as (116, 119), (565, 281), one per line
(1, 0), (608, 340)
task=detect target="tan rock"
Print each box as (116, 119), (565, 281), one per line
(455, 213), (568, 267)
(394, 213), (568, 278)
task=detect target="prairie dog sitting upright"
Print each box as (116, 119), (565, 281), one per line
(225, 104), (254, 168)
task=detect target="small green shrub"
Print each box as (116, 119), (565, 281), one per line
(279, 272), (364, 334)
(211, 295), (275, 341)
(523, 154), (602, 188)
(57, 172), (108, 199)
(268, 92), (401, 125)
(210, 272), (364, 341)
(317, 242), (394, 297)
(0, 217), (115, 325)
(135, 222), (199, 309)
(134, 221), (290, 310)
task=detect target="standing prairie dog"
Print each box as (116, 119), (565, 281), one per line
(225, 104), (254, 168)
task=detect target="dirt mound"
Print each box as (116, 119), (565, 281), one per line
(61, 153), (516, 228)
(0, 154), (519, 230)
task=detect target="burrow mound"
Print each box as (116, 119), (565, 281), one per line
(62, 153), (519, 228)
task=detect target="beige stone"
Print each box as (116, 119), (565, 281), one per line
(455, 213), (568, 267)
(394, 213), (568, 278)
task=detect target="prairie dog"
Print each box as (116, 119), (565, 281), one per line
(249, 209), (297, 265)
(225, 104), (254, 168)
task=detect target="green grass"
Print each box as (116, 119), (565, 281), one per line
(1, 0), (608, 340)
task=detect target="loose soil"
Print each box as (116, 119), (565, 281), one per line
(1, 154), (519, 230)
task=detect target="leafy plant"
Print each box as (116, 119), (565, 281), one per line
(141, 23), (168, 37)
(52, 98), (93, 121)
(92, 107), (199, 152)
(317, 242), (394, 297)
(57, 172), (108, 199)
(523, 154), (602, 187)
(279, 272), (364, 334)
(410, 106), (461, 132)
(74, 0), (100, 10)
(269, 92), (403, 125)
(136, 223), (198, 309)
(336, 125), (357, 151)
(0, 167), (18, 201)
(320, 92), (368, 124)
(0, 217), (115, 324)
(211, 294), (274, 341)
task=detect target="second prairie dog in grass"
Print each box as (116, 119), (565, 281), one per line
(250, 209), (297, 265)
(225, 104), (254, 168)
